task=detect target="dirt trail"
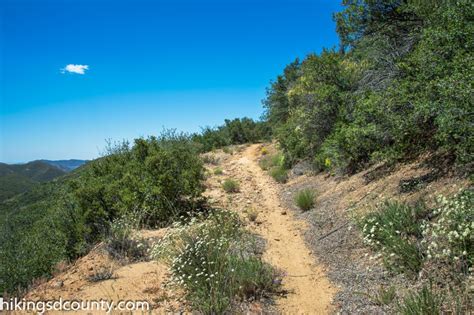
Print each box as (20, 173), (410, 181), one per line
(27, 144), (335, 314)
(207, 144), (336, 314)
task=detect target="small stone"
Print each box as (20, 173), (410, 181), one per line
(281, 210), (287, 215)
(52, 280), (64, 289)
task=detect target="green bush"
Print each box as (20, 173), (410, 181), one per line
(264, 1), (474, 172)
(222, 179), (240, 193)
(294, 189), (316, 211)
(213, 167), (223, 175)
(193, 118), (271, 152)
(259, 152), (288, 183)
(360, 201), (427, 275)
(152, 210), (277, 314)
(72, 131), (206, 236)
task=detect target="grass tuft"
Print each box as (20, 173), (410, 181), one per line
(294, 189), (316, 211)
(222, 179), (240, 193)
(245, 207), (258, 222)
(269, 166), (288, 183)
(397, 285), (443, 315)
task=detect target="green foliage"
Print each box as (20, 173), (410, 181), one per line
(263, 59), (301, 126)
(359, 189), (473, 281)
(397, 285), (443, 315)
(259, 152), (288, 183)
(269, 166), (288, 184)
(193, 118), (271, 152)
(294, 189), (316, 211)
(0, 181), (69, 293)
(152, 210), (277, 314)
(360, 201), (427, 275)
(0, 131), (206, 294)
(0, 173), (37, 202)
(222, 179), (240, 193)
(259, 152), (285, 171)
(264, 0), (473, 173)
(213, 167), (223, 175)
(72, 131), (205, 238)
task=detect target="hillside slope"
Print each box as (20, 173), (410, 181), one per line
(25, 145), (335, 313)
(24, 144), (470, 313)
(40, 159), (88, 172)
(0, 161), (66, 202)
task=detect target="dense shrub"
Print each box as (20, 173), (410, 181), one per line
(0, 183), (69, 294)
(71, 131), (206, 241)
(264, 0), (473, 172)
(193, 118), (271, 152)
(152, 210), (277, 314)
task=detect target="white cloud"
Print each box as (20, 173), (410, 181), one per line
(61, 64), (89, 75)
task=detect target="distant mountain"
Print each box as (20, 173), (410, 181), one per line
(0, 161), (69, 202)
(40, 159), (88, 172)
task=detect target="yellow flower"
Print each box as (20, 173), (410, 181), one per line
(324, 158), (331, 168)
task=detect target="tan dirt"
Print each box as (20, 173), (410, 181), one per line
(205, 144), (336, 314)
(24, 234), (185, 314)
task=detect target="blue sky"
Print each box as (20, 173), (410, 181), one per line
(0, 0), (341, 163)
